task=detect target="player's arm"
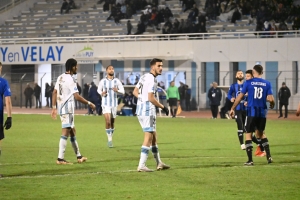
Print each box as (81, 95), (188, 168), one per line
(267, 95), (275, 109)
(97, 80), (107, 96)
(51, 89), (58, 119)
(4, 96), (12, 130)
(227, 85), (235, 102)
(229, 92), (245, 117)
(112, 80), (125, 94)
(148, 92), (169, 116)
(133, 86), (139, 98)
(296, 102), (300, 116)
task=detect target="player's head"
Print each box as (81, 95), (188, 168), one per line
(170, 81), (175, 86)
(236, 70), (244, 81)
(245, 69), (253, 80)
(106, 65), (114, 76)
(150, 58), (163, 76)
(65, 58), (78, 74)
(253, 65), (263, 77)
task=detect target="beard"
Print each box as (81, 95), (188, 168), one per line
(237, 77), (244, 81)
(109, 72), (114, 76)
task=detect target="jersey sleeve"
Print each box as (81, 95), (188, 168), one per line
(267, 82), (273, 95)
(3, 80), (11, 97)
(241, 81), (248, 94)
(117, 79), (125, 94)
(147, 76), (155, 94)
(68, 77), (78, 94)
(227, 84), (234, 100)
(97, 80), (103, 95)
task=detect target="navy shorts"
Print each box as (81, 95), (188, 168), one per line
(244, 116), (266, 133)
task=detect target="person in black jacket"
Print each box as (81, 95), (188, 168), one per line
(24, 83), (34, 108)
(33, 83), (41, 108)
(88, 82), (100, 115)
(75, 83), (82, 109)
(278, 82), (291, 118)
(207, 82), (222, 119)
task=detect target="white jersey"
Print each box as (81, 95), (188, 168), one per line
(135, 73), (157, 116)
(54, 73), (78, 115)
(97, 77), (125, 107)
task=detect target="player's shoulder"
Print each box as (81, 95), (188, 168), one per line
(0, 77), (8, 84)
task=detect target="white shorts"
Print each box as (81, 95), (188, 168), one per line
(137, 115), (156, 132)
(102, 106), (117, 118)
(60, 114), (74, 128)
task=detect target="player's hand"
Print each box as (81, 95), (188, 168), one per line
(244, 102), (248, 106)
(102, 91), (107, 97)
(162, 106), (169, 116)
(230, 98), (235, 102)
(51, 109), (57, 120)
(296, 110), (300, 117)
(89, 102), (96, 111)
(229, 109), (235, 119)
(4, 117), (12, 130)
(269, 101), (275, 109)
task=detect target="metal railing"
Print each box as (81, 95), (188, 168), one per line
(0, 0), (27, 13)
(0, 30), (299, 45)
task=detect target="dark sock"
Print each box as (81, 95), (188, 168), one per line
(256, 138), (265, 151)
(174, 109), (177, 116)
(252, 134), (259, 145)
(261, 138), (271, 158)
(245, 140), (253, 162)
(170, 109), (174, 116)
(238, 131), (244, 145)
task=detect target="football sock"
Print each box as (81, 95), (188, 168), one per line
(151, 145), (162, 165)
(252, 134), (259, 145)
(138, 146), (150, 168)
(111, 128), (115, 137)
(261, 138), (271, 158)
(256, 138), (265, 151)
(70, 136), (81, 157)
(170, 109), (174, 116)
(238, 130), (244, 145)
(58, 135), (68, 159)
(174, 109), (177, 116)
(245, 140), (253, 162)
(106, 129), (112, 142)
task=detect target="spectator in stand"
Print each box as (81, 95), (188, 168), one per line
(60, 0), (70, 14)
(126, 4), (133, 19)
(231, 7), (242, 23)
(278, 20), (288, 37)
(292, 16), (300, 30)
(199, 22), (207, 33)
(178, 19), (185, 33)
(103, 0), (110, 11)
(198, 12), (206, 27)
(188, 4), (199, 22)
(184, 0), (195, 12)
(135, 21), (146, 34)
(263, 21), (272, 37)
(69, 0), (77, 9)
(127, 20), (133, 35)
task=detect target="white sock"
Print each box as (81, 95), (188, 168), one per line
(106, 129), (112, 142)
(58, 135), (68, 159)
(151, 145), (162, 165)
(70, 136), (81, 157)
(138, 146), (150, 168)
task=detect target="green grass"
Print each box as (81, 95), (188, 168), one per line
(0, 115), (299, 200)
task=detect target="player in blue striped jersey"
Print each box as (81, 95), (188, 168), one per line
(230, 65), (275, 165)
(227, 70), (247, 150)
(133, 58), (170, 172)
(97, 65), (125, 148)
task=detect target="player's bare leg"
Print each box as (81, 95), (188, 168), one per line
(256, 130), (272, 163)
(104, 113), (113, 147)
(57, 128), (73, 165)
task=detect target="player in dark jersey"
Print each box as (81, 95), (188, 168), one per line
(227, 70), (247, 150)
(230, 65), (275, 165)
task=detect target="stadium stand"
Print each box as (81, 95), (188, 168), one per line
(0, 0), (298, 38)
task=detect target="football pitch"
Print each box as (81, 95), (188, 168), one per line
(0, 114), (299, 200)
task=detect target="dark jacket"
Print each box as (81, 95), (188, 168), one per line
(207, 87), (222, 106)
(33, 85), (41, 97)
(24, 86), (34, 98)
(278, 86), (291, 105)
(88, 84), (100, 103)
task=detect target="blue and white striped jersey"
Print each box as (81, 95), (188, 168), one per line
(135, 73), (157, 116)
(97, 77), (124, 107)
(54, 73), (78, 115)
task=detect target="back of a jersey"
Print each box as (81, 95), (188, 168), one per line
(135, 73), (157, 116)
(243, 77), (272, 108)
(55, 73), (77, 115)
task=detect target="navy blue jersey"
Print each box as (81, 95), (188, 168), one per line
(241, 77), (273, 117)
(227, 83), (246, 111)
(0, 77), (11, 110)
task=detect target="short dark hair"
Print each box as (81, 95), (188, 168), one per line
(245, 69), (253, 76)
(150, 58), (162, 66)
(253, 65), (263, 75)
(65, 58), (77, 71)
(106, 65), (113, 70)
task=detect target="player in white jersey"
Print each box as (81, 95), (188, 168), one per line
(51, 58), (96, 165)
(97, 65), (125, 148)
(133, 58), (170, 172)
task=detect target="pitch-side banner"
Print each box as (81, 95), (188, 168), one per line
(0, 44), (99, 64)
